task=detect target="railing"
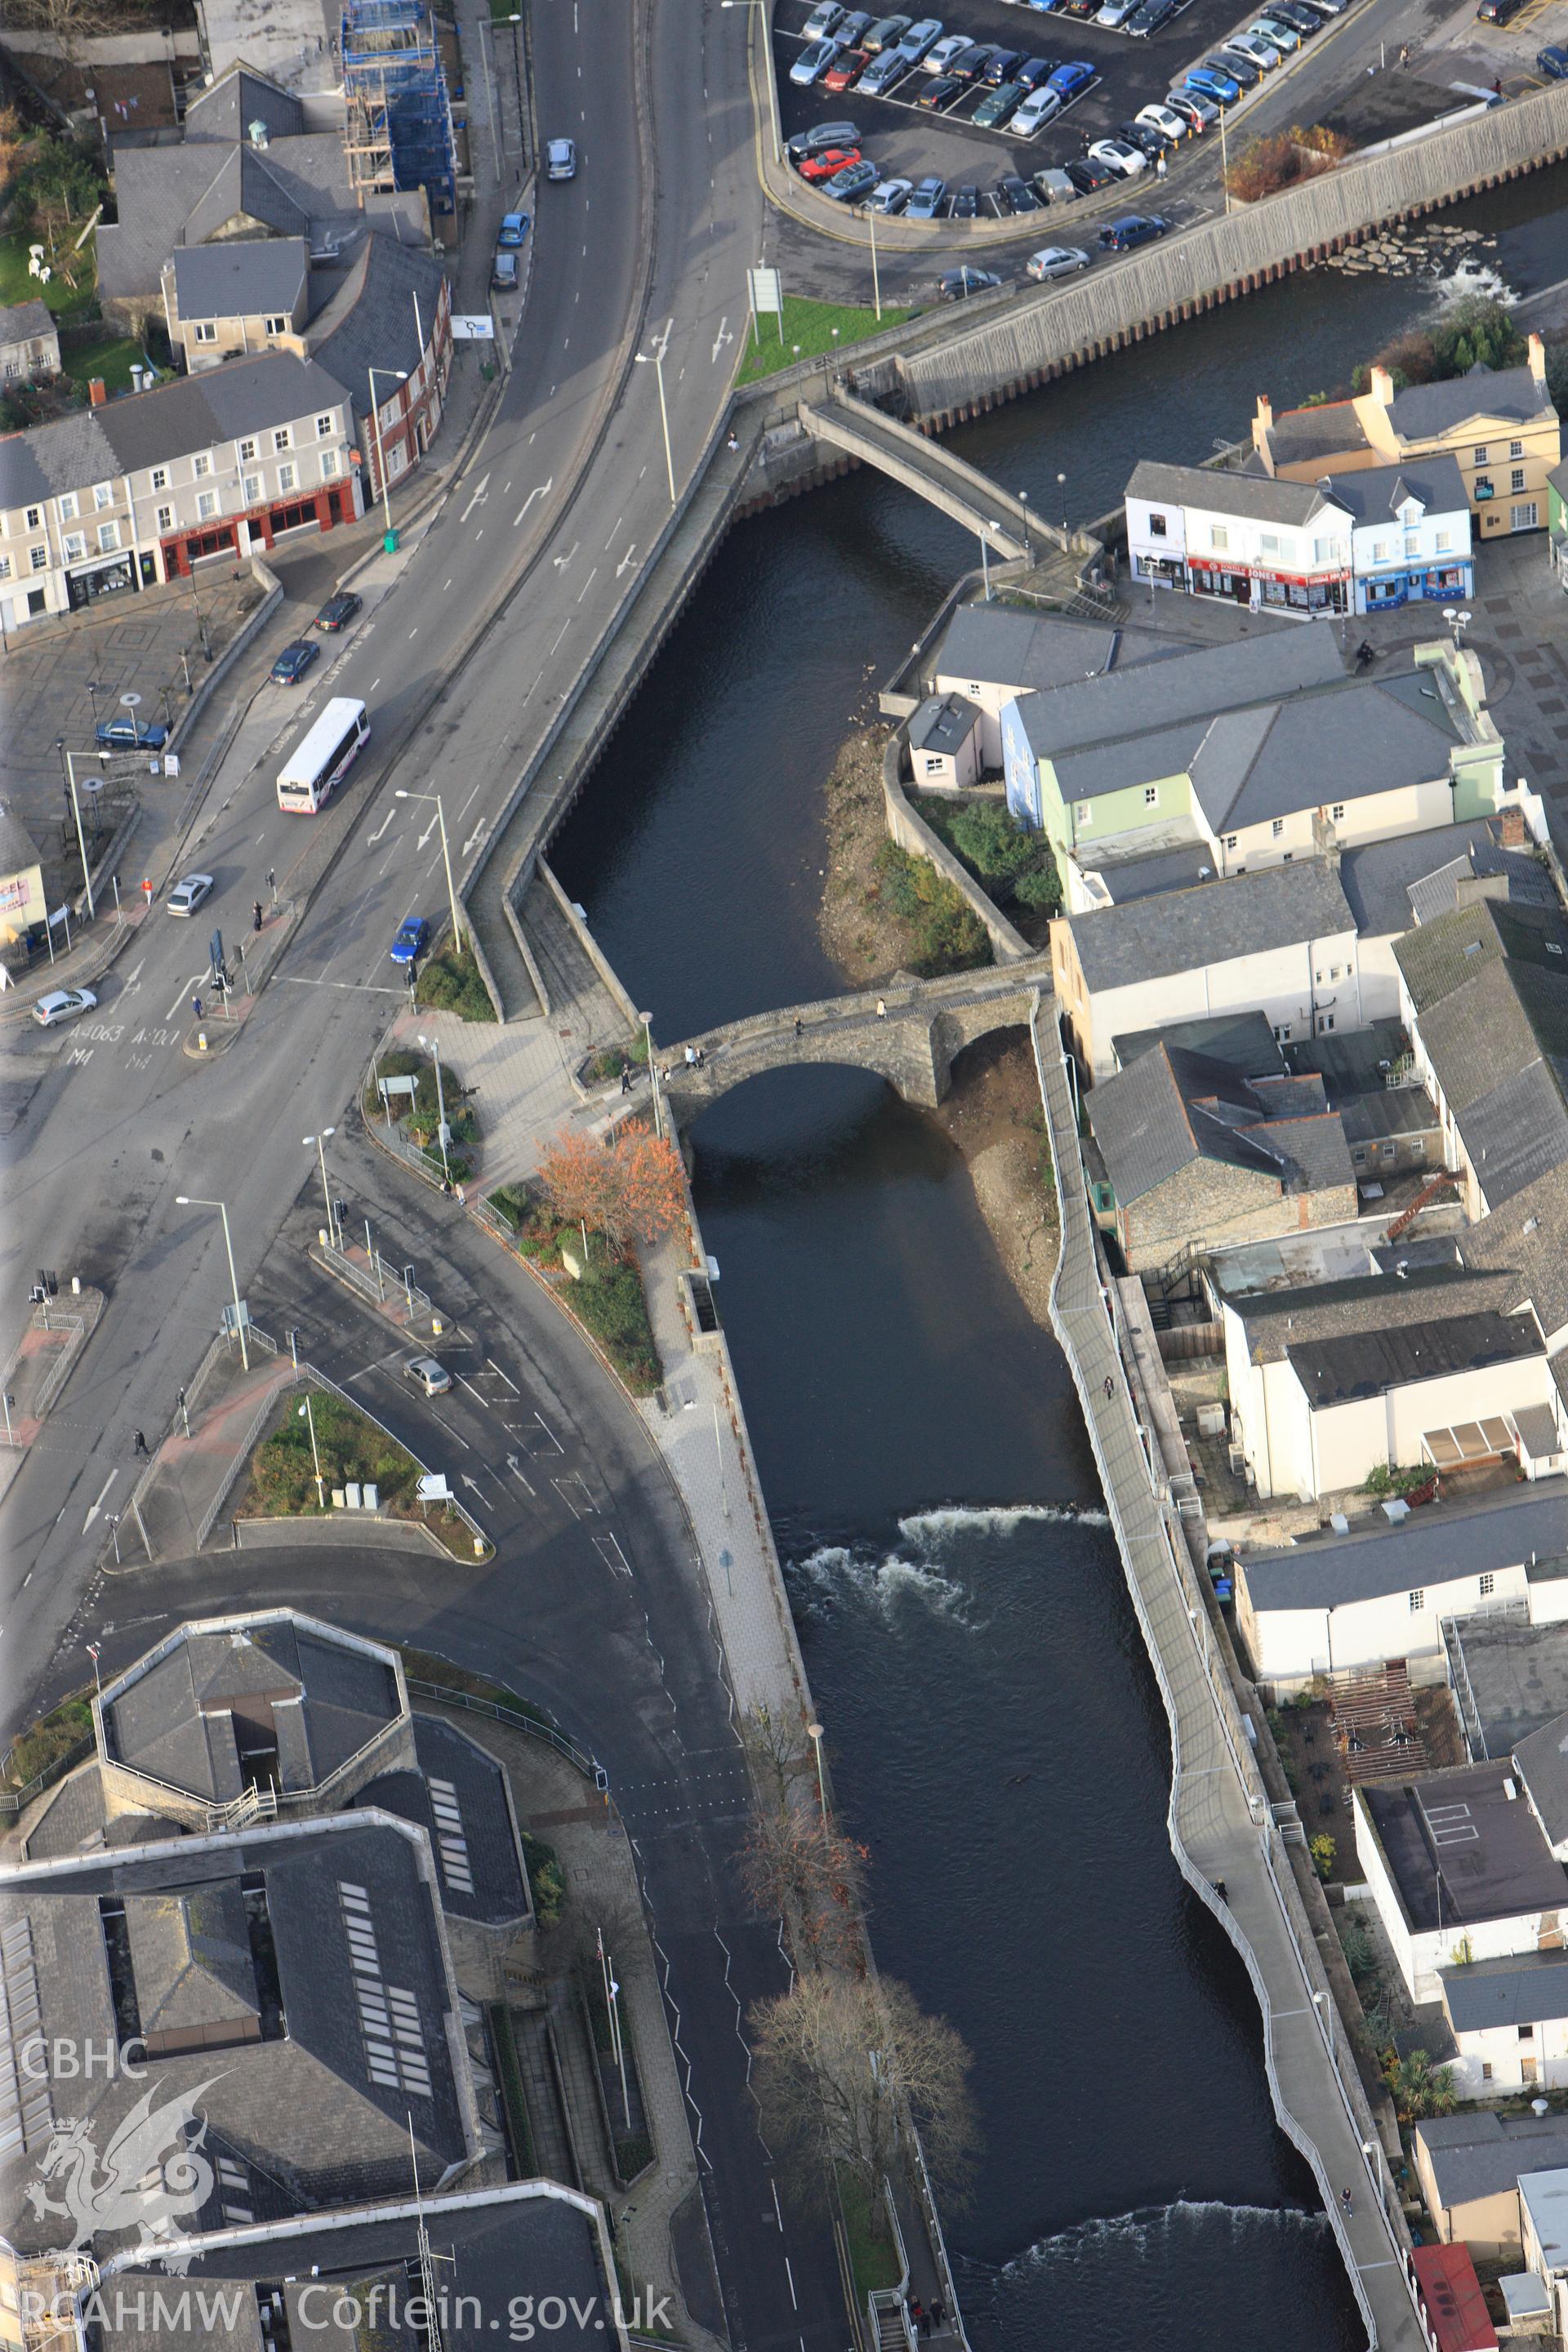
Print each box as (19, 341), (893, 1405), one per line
(315, 1232), (434, 1320)
(403, 1678), (606, 1788)
(0, 1735), (95, 1824)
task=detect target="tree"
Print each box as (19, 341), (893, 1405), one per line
(738, 1806), (869, 1966)
(13, 133), (102, 284)
(536, 1123), (687, 1253)
(1382, 2049), (1457, 2123)
(9, 0), (114, 89)
(751, 1975), (978, 2230)
(741, 1702), (817, 1822)
(1309, 1833), (1336, 1883)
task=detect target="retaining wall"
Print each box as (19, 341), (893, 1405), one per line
(881, 734), (1032, 963)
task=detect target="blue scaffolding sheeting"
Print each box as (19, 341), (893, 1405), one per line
(341, 0), (457, 216)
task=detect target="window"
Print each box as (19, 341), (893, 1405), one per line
(1511, 439), (1524, 458)
(1521, 2024), (1536, 2041)
(1475, 476), (1494, 500)
(1481, 2062), (1494, 2082)
(96, 522), (118, 553)
(1512, 469), (1526, 494)
(1409, 1589), (1425, 1613)
(265, 315), (287, 337)
(150, 467), (168, 492)
(196, 489), (218, 521)
(1330, 803), (1344, 821)
(238, 437), (257, 461)
(1435, 531), (1451, 553)
(1512, 501), (1539, 531)
(156, 505), (173, 534)
(57, 492), (77, 522)
(29, 546), (47, 572)
(62, 532), (85, 562)
(1405, 532), (1420, 557)
(277, 462), (296, 494)
(1223, 835), (1237, 851)
(93, 483), (113, 511)
(1272, 1023), (1291, 1041)
(272, 427), (292, 453)
(1473, 445), (1489, 465)
(1352, 1145), (1366, 1165)
(1211, 524), (1228, 552)
(24, 506), (40, 529)
(1480, 1572), (1494, 1597)
(193, 453), (212, 479)
(193, 321), (217, 345)
(1259, 532), (1281, 555)
(0, 556), (10, 580)
(316, 412), (335, 439)
(320, 449), (338, 479)
(1524, 2055), (1540, 2083)
(1330, 965), (1341, 981)
(242, 474), (261, 506)
(1143, 786), (1158, 808)
(1271, 818), (1285, 838)
(1316, 1010), (1334, 1031)
(1076, 802), (1092, 828)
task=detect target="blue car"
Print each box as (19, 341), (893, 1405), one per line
(390, 916), (431, 966)
(270, 637), (319, 686)
(94, 715), (169, 751)
(904, 175), (947, 218)
(1046, 57), (1094, 98)
(497, 211), (531, 247)
(1539, 42), (1568, 74)
(1186, 62), (1241, 100)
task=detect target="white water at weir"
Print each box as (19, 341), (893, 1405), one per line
(993, 2197), (1334, 2275)
(791, 1505), (1116, 1626)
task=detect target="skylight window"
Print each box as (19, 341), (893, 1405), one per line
(427, 1776), (474, 1896)
(0, 1918), (52, 2159)
(338, 1883), (431, 2100)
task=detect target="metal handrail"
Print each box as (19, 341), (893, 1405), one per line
(403, 1679), (604, 1786)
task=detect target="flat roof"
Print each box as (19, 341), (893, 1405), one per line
(1417, 2111), (1568, 2210)
(1521, 2166), (1568, 2273)
(1361, 1760), (1568, 1934)
(1444, 1613), (1568, 1754)
(1285, 1307), (1543, 1408)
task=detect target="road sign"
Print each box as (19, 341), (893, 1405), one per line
(747, 266), (782, 317)
(209, 928), (224, 974)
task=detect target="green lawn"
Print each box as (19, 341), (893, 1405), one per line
(837, 2167), (902, 2298)
(737, 294), (913, 384)
(0, 229), (97, 323)
(60, 334), (149, 395)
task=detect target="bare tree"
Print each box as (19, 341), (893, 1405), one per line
(738, 1807), (869, 1965)
(751, 1974), (978, 2231)
(11, 0), (115, 95)
(740, 1701), (815, 1824)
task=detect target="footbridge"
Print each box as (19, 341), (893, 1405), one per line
(658, 960), (1052, 1124)
(798, 391), (1072, 564)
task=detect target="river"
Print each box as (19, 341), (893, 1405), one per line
(548, 167), (1568, 2350)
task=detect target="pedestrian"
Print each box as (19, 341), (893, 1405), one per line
(455, 1181), (466, 1205)
(441, 1176), (452, 1196)
(134, 1430), (149, 1457)
(876, 998), (887, 1018)
(1156, 153), (1166, 179)
(621, 1067), (631, 1095)
(252, 900), (264, 932)
(794, 1015), (803, 1036)
(684, 1045), (697, 1067)
(696, 1046), (706, 1068)
(1341, 2186), (1354, 2218)
(726, 432), (739, 452)
(192, 996), (203, 1022)
(919, 2308), (933, 2340)
(1398, 40), (1410, 64)
(1103, 1374), (1114, 1401)
(930, 2298), (946, 2331)
(907, 2301), (925, 2335)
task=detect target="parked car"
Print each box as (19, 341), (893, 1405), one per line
(786, 118), (859, 160)
(857, 45), (909, 87)
(839, 9), (876, 38)
(270, 638), (319, 685)
(545, 136), (577, 177)
(791, 37), (844, 84)
(897, 16), (946, 59)
(390, 915), (431, 965)
(1010, 84), (1063, 130)
(1125, 0), (1177, 31)
(497, 210), (530, 247)
(1267, 2), (1322, 32)
(1025, 243), (1090, 278)
(1064, 154), (1119, 191)
(1015, 53), (1057, 85)
(1116, 117), (1170, 154)
(1477, 0), (1524, 22)
(938, 265), (1003, 298)
(924, 31), (970, 68)
(1185, 61), (1241, 100)
(1165, 87), (1218, 127)
(403, 1355), (452, 1396)
(1095, 0), (1139, 24)
(1211, 45), (1261, 84)
(1061, 0), (1098, 19)
(1031, 165), (1080, 203)
(996, 172), (1042, 211)
(1227, 30), (1281, 66)
(1098, 209), (1170, 248)
(491, 248), (519, 290)
(904, 174), (948, 216)
(1087, 136), (1147, 173)
(1539, 41), (1568, 72)
(1135, 100), (1190, 140)
(314, 590), (362, 632)
(974, 78), (1027, 122)
(824, 158), (880, 200)
(167, 872), (215, 918)
(33, 987), (96, 1030)
(1046, 57), (1095, 97)
(982, 44), (1024, 78)
(1294, 0), (1348, 16)
(947, 42), (996, 78)
(804, 0), (846, 34)
(1250, 16), (1300, 49)
(798, 144), (862, 180)
(862, 10), (912, 45)
(918, 71), (963, 103)
(823, 45), (870, 87)
(949, 182), (981, 216)
(866, 175), (915, 210)
(95, 715), (168, 752)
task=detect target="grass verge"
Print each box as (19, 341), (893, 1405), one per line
(485, 1184), (664, 1395)
(243, 1389), (421, 1516)
(837, 2165), (902, 2297)
(737, 294), (913, 385)
(415, 940), (497, 1022)
(5, 1689), (94, 1793)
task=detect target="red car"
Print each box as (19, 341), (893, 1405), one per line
(798, 145), (862, 181)
(823, 45), (868, 88)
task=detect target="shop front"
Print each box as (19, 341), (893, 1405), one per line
(1356, 562), (1472, 615)
(65, 550), (140, 612)
(1187, 558), (1347, 613)
(1132, 550), (1189, 590)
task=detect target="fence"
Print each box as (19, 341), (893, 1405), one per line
(403, 1678), (605, 1786)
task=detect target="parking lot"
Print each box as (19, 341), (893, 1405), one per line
(771, 0), (1361, 207)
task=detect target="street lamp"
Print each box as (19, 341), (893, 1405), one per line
(85, 679), (100, 734)
(1057, 471), (1068, 537)
(304, 1129), (338, 1248)
(1443, 604), (1472, 653)
(416, 1031), (452, 1185)
(394, 788), (463, 953)
(368, 366), (409, 551)
(640, 1009), (662, 1138)
(635, 349), (676, 508)
(806, 1719), (827, 1835)
(298, 1395), (325, 1509)
(719, 0), (781, 161)
(56, 743), (96, 921)
(175, 1194), (248, 1370)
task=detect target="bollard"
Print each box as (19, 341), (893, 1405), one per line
(432, 1315), (443, 1337)
(474, 1536), (484, 1557)
(318, 1228), (330, 1249)
(198, 1031), (208, 1053)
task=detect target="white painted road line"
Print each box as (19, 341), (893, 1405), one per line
(454, 1372), (491, 1408)
(83, 1469), (118, 1534)
(167, 975), (207, 1022)
(514, 479), (553, 527)
(486, 1358), (520, 1394)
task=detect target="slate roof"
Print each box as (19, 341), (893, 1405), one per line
(1220, 1262), (1521, 1362)
(0, 805), (41, 878)
(1388, 360), (1555, 441)
(1512, 1704), (1568, 1851)
(1090, 1042), (1349, 1206)
(1065, 859), (1355, 993)
(1416, 2111), (1568, 2212)
(0, 407), (122, 511)
(1111, 1009), (1284, 1074)
(1318, 452), (1470, 525)
(1339, 818), (1512, 942)
(184, 65), (305, 145)
(1241, 1486), (1568, 1615)
(308, 235), (447, 418)
(1406, 838), (1557, 931)
(1396, 897), (1568, 1013)
(97, 133), (357, 305)
(1260, 398), (1373, 471)
(909, 693), (982, 756)
(171, 237), (309, 321)
(1125, 457), (1343, 527)
(1016, 621), (1345, 760)
(350, 1715), (530, 1927)
(0, 299), (56, 350)
(1463, 1168), (1568, 1348)
(1285, 1306), (1543, 1407)
(1341, 1086), (1442, 1146)
(110, 353), (350, 477)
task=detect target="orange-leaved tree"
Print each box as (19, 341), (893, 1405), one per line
(536, 1124), (687, 1251)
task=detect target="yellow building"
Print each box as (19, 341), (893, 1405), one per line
(1253, 333), (1560, 540)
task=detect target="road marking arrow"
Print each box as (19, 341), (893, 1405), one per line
(616, 543), (639, 577)
(462, 821), (488, 856)
(551, 541), (579, 572)
(506, 1453), (537, 1496)
(84, 1469), (118, 1534)
(514, 478), (553, 527)
(711, 316), (732, 363)
(459, 472), (491, 521)
(120, 960), (144, 993)
(368, 806), (396, 844)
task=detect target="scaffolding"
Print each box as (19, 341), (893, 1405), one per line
(341, 0), (457, 217)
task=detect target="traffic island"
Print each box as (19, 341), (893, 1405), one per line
(365, 1044), (483, 1187)
(234, 1385), (489, 1561)
(0, 1286), (105, 1497)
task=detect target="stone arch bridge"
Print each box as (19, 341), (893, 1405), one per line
(658, 963), (1052, 1125)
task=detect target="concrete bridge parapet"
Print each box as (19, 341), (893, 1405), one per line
(798, 391), (1074, 566)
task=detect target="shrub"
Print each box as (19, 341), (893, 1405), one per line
(523, 1831), (565, 1927)
(1310, 1833), (1336, 1883)
(569, 1260), (662, 1394)
(415, 941), (497, 1022)
(6, 1693), (93, 1791)
(873, 841), (990, 976)
(1223, 124), (1349, 203)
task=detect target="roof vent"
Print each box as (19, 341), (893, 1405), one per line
(248, 118), (270, 147)
(1504, 1776), (1518, 1800)
(1396, 1260), (1409, 1278)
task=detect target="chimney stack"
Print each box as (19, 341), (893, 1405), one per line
(1498, 803), (1526, 848)
(1368, 366), (1396, 408)
(88, 377), (106, 406)
(1530, 330), (1548, 386)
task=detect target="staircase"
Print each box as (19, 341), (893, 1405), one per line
(1383, 1172), (1457, 1246)
(870, 2292), (913, 2350)
(509, 2007), (578, 2189)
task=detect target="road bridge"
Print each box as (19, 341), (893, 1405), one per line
(658, 960), (1051, 1124)
(798, 391), (1071, 564)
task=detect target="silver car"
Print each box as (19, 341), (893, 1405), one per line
(1026, 243), (1091, 279)
(546, 137), (577, 178)
(403, 1355), (452, 1396)
(167, 872), (215, 918)
(33, 987), (97, 1029)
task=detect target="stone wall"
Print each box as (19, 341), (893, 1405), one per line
(1117, 1160), (1360, 1273)
(882, 733), (1033, 964)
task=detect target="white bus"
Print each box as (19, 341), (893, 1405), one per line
(277, 697), (370, 814)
